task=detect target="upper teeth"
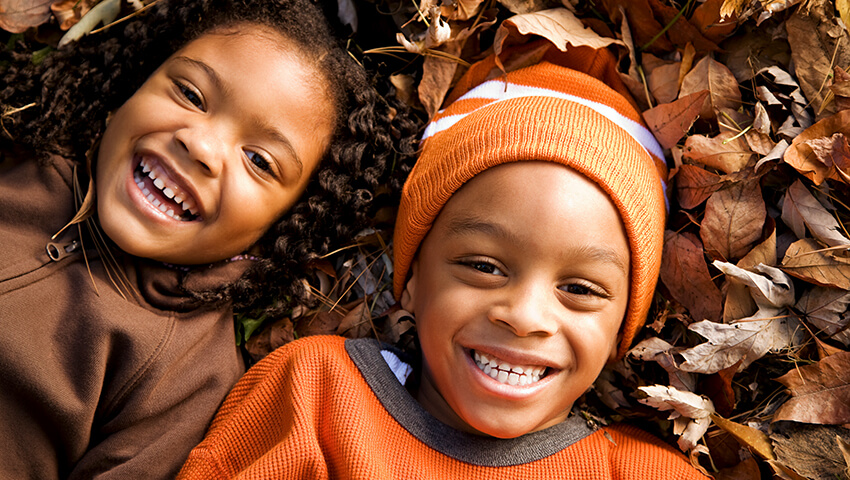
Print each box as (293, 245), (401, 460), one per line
(473, 350), (546, 386)
(137, 158), (199, 218)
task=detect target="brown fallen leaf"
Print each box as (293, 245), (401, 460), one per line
(700, 178), (766, 262)
(688, 0), (737, 45)
(445, 0), (486, 21)
(712, 454), (762, 480)
(785, 0), (850, 120)
(659, 230), (723, 323)
(830, 66), (850, 112)
(0, 0), (52, 32)
(674, 163), (723, 210)
(683, 132), (754, 174)
(796, 286), (850, 337)
(770, 421), (850, 480)
(679, 56), (742, 121)
(643, 53), (680, 104)
(774, 351), (850, 425)
(698, 360), (740, 417)
(643, 90), (709, 151)
(595, 0), (673, 54)
(336, 299), (372, 339)
(782, 238), (850, 290)
(646, 0), (720, 54)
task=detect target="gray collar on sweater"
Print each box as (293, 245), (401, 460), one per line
(345, 338), (597, 467)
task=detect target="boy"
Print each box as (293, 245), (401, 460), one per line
(177, 41), (707, 479)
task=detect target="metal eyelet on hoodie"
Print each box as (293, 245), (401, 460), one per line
(46, 240), (79, 262)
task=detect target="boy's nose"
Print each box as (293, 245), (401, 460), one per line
(488, 283), (560, 337)
(173, 125), (225, 177)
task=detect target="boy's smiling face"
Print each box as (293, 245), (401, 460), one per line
(96, 24), (334, 264)
(402, 161), (630, 438)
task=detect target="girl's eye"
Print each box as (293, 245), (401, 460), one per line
(246, 150), (276, 177)
(175, 81), (205, 111)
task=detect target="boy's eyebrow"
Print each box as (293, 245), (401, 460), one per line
(445, 215), (629, 275)
(171, 56), (304, 175)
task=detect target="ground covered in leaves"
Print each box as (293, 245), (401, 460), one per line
(3, 0), (850, 478)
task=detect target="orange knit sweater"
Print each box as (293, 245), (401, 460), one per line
(178, 336), (707, 479)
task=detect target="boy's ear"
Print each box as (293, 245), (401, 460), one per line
(400, 259), (419, 313)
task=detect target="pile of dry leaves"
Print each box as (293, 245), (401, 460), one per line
(2, 0), (849, 478)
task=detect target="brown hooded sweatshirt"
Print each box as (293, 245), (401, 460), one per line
(0, 153), (246, 479)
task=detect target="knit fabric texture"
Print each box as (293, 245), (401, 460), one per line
(177, 336), (709, 479)
(392, 42), (668, 357)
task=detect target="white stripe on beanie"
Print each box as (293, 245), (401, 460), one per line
(422, 79), (664, 162)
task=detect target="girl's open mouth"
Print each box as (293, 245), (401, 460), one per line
(133, 157), (200, 222)
(471, 350), (549, 386)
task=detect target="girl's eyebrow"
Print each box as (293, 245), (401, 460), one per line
(170, 55), (303, 175)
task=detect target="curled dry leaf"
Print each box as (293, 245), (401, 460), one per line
(781, 179), (850, 248)
(773, 351), (850, 425)
(700, 178), (766, 262)
(678, 316), (806, 373)
(493, 7), (625, 60)
(638, 385), (715, 451)
(784, 110), (850, 185)
(659, 230), (723, 323)
(424, 7), (451, 49)
(679, 56), (742, 121)
(712, 261), (795, 315)
(782, 238), (850, 290)
(628, 337), (696, 392)
(643, 90), (709, 152)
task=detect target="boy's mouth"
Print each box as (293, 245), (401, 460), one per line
(472, 350), (548, 386)
(133, 158), (200, 222)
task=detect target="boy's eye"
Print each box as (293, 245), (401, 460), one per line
(245, 149), (276, 177)
(175, 81), (205, 111)
(559, 282), (607, 298)
(466, 260), (504, 276)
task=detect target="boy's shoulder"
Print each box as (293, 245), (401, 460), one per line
(596, 423), (709, 479)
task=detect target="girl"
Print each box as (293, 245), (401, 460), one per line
(0, 0), (418, 478)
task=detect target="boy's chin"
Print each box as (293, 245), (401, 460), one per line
(461, 412), (570, 439)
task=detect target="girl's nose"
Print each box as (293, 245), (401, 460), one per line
(173, 125), (225, 177)
(488, 282), (560, 337)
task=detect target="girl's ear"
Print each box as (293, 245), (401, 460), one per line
(400, 259), (419, 313)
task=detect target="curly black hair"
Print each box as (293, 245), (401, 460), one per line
(0, 0), (422, 318)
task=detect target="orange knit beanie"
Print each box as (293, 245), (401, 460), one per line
(393, 41), (668, 358)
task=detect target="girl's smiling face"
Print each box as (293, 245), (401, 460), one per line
(402, 161), (630, 439)
(96, 24), (335, 264)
